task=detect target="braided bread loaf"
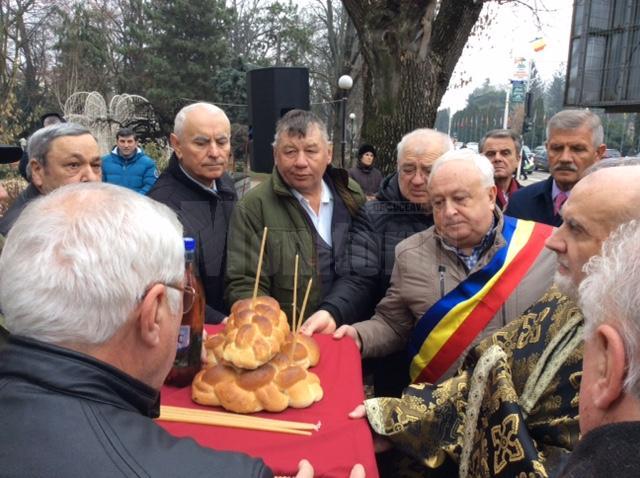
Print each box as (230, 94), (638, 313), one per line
(192, 352), (323, 413)
(220, 296), (290, 369)
(204, 330), (320, 370)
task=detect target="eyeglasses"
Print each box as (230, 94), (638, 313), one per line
(164, 283), (197, 314)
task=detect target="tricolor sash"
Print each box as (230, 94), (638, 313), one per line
(408, 216), (553, 384)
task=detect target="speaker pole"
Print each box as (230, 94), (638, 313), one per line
(338, 75), (353, 168)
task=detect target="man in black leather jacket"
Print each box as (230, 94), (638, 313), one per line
(0, 183), (272, 477)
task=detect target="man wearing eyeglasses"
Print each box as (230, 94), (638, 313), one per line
(0, 183), (276, 476)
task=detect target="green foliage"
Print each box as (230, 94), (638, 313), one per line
(142, 0), (235, 130)
(140, 140), (170, 172)
(451, 80), (506, 142)
(214, 57), (254, 124)
(0, 164), (23, 181)
(230, 1), (314, 67)
(545, 68), (566, 119)
(259, 2), (313, 66)
(53, 4), (115, 98)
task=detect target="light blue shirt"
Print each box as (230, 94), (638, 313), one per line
(291, 180), (334, 246)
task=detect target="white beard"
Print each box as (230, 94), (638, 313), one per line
(554, 271), (578, 301)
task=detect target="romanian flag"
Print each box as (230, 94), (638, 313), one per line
(531, 37), (546, 52)
(408, 216), (553, 384)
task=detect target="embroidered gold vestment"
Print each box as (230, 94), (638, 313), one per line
(365, 287), (583, 477)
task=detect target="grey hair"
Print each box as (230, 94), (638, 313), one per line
(27, 123), (93, 178)
(479, 129), (522, 156)
(547, 109), (604, 149)
(396, 128), (454, 170)
(272, 109), (329, 147)
(580, 219), (640, 400)
(173, 102), (228, 137)
(0, 182), (184, 346)
(428, 149), (495, 188)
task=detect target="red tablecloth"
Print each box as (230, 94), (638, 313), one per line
(158, 326), (379, 477)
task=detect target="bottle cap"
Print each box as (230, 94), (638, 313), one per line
(184, 237), (196, 252)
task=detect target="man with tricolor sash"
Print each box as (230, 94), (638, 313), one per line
(334, 150), (556, 384)
(350, 159), (640, 477)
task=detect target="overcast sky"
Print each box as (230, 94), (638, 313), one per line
(440, 0), (574, 112)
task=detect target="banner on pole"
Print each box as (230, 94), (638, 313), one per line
(511, 80), (526, 103)
(512, 57), (529, 82)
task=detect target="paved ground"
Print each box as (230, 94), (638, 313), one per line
(520, 169), (549, 187)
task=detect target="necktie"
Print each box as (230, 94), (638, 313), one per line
(554, 191), (568, 216)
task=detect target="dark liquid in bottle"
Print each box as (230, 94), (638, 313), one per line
(165, 250), (205, 387)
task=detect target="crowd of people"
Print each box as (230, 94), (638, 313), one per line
(1, 103), (639, 477)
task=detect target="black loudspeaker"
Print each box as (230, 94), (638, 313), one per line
(247, 67), (310, 173)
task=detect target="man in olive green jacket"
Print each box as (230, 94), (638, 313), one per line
(226, 110), (365, 325)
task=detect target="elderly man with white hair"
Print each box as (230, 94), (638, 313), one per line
(559, 219), (640, 477)
(333, 150), (556, 383)
(149, 102), (237, 324)
(0, 183), (274, 477)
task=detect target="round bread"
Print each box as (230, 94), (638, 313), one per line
(230, 296), (280, 316)
(203, 333), (226, 367)
(221, 297), (290, 369)
(280, 333), (320, 369)
(191, 352), (323, 413)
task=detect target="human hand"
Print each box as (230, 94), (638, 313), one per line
(274, 459), (313, 478)
(348, 403), (391, 453)
(333, 325), (361, 350)
(349, 464), (366, 478)
(300, 310), (336, 336)
(275, 459), (364, 478)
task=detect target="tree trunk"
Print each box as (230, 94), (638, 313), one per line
(343, 0), (485, 175)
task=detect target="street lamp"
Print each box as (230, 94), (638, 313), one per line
(338, 74), (353, 168)
(348, 112), (356, 163)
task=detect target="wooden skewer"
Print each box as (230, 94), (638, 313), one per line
(290, 279), (312, 359)
(290, 254), (299, 361)
(158, 405), (319, 436)
(292, 254), (299, 332)
(297, 278), (312, 335)
(160, 406), (319, 430)
(252, 227), (268, 305)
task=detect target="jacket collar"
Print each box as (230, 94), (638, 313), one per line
(1, 335), (160, 418)
(111, 146), (142, 161)
(166, 153), (236, 199)
(376, 173), (424, 212)
(434, 208), (506, 264)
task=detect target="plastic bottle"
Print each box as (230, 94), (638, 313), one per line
(164, 237), (205, 387)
